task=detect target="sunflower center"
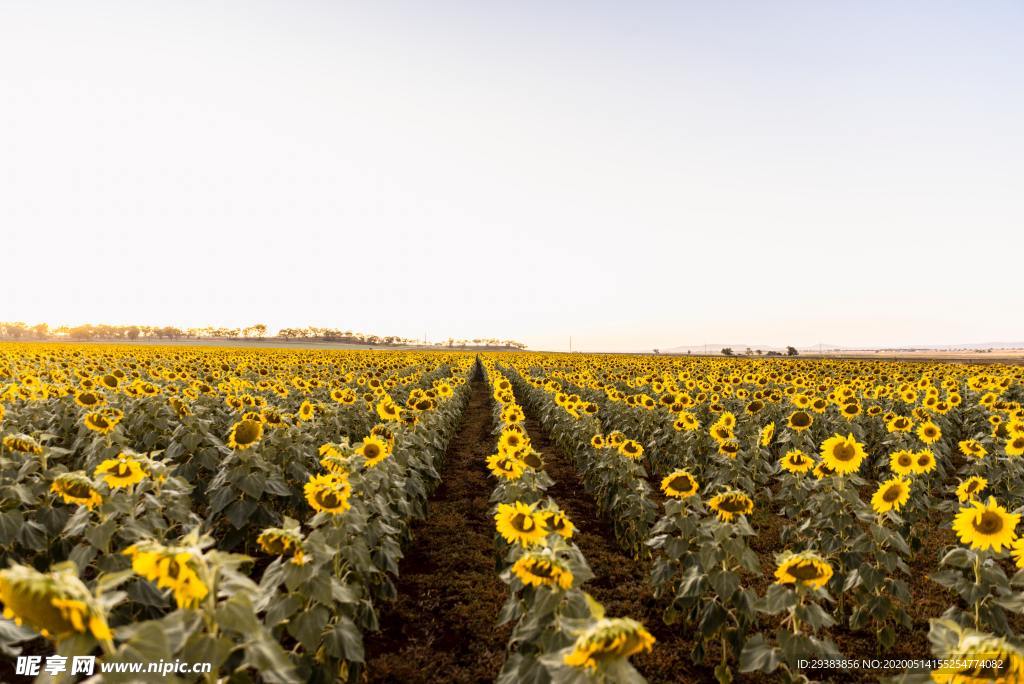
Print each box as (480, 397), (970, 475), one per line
(668, 475), (692, 491)
(882, 485), (904, 503)
(791, 412), (811, 427)
(973, 511), (1004, 535)
(316, 490), (342, 509)
(832, 443), (856, 462)
(788, 561), (823, 581)
(511, 513), (535, 532)
(718, 496), (750, 513)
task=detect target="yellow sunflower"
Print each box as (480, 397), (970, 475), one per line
(257, 527), (307, 565)
(0, 564), (112, 642)
(2, 434), (43, 455)
(912, 450), (937, 475)
(708, 490), (754, 522)
(774, 550), (833, 589)
(563, 618), (655, 671)
(760, 422), (775, 447)
(956, 476), (988, 503)
(226, 418), (263, 450)
(123, 541), (209, 609)
(94, 453), (148, 489)
(617, 439), (644, 460)
(357, 435), (391, 467)
(660, 469), (699, 499)
(540, 509), (575, 539)
(494, 501), (548, 547)
(787, 410), (813, 432)
(871, 477), (911, 514)
(952, 496), (1019, 552)
(50, 473), (103, 509)
(83, 409), (122, 434)
(304, 472), (352, 514)
(958, 439), (987, 459)
(511, 551), (574, 590)
(916, 420), (942, 444)
(1006, 435), (1024, 457)
(780, 449), (815, 475)
(487, 453), (526, 480)
(297, 400), (315, 422)
(819, 433), (867, 475)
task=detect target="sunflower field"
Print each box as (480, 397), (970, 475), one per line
(2, 343), (1024, 683)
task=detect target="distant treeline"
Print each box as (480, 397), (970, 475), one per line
(0, 321), (526, 348)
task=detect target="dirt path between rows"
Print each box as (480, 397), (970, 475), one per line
(364, 367), (510, 683)
(522, 413), (717, 684)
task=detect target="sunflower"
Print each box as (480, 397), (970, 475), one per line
(956, 476), (988, 503)
(606, 431), (625, 447)
(760, 422), (775, 447)
(952, 496), (1019, 552)
(376, 397), (402, 422)
(83, 409), (122, 434)
(917, 420), (942, 444)
(304, 472), (352, 514)
(913, 450), (937, 474)
(819, 433), (867, 475)
(1007, 435), (1024, 457)
(780, 449), (815, 475)
(887, 415), (913, 433)
(617, 439), (644, 460)
(511, 551), (574, 590)
(0, 564), (112, 642)
(257, 526), (307, 565)
(50, 473), (103, 509)
(563, 618), (655, 671)
(297, 400), (315, 422)
(661, 469), (699, 499)
(487, 453), (525, 480)
(494, 501), (548, 547)
(498, 429), (529, 454)
(2, 434), (43, 455)
(501, 405), (525, 424)
(958, 439), (987, 459)
(94, 453), (148, 489)
(540, 509), (576, 539)
(227, 418), (263, 450)
(871, 477), (911, 514)
(787, 410), (813, 432)
(930, 622), (1024, 683)
(718, 440), (740, 459)
(774, 550), (833, 589)
(673, 412), (700, 432)
(591, 434), (607, 448)
(74, 390), (105, 408)
(812, 461), (834, 480)
(889, 450), (916, 476)
(357, 435), (391, 467)
(708, 490), (754, 522)
(123, 541), (209, 608)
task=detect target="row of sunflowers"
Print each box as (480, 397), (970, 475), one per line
(481, 361), (654, 683)
(486, 352), (1024, 683)
(0, 342), (473, 682)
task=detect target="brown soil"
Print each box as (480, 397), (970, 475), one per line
(363, 368), (510, 683)
(525, 413), (718, 684)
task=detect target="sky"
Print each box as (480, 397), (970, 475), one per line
(2, 1), (1022, 352)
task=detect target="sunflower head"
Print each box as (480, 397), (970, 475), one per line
(123, 539), (209, 609)
(357, 435), (391, 467)
(0, 563), (112, 642)
(511, 550), (574, 590)
(494, 501), (548, 547)
(774, 550), (833, 589)
(952, 496), (1020, 553)
(487, 453), (526, 481)
(304, 472), (352, 515)
(787, 410), (813, 432)
(956, 476), (988, 503)
(257, 525), (307, 565)
(2, 433), (44, 455)
(708, 490), (754, 522)
(540, 508), (575, 539)
(50, 472), (103, 509)
(617, 439), (644, 460)
(227, 418), (264, 450)
(780, 449), (815, 475)
(94, 453), (148, 489)
(661, 469), (699, 499)
(871, 477), (911, 514)
(819, 433), (867, 475)
(563, 618), (655, 671)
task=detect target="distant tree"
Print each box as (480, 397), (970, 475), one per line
(653, 349), (659, 355)
(787, 346), (799, 356)
(745, 347), (752, 356)
(721, 347), (734, 356)
(253, 323), (267, 339)
(126, 326), (141, 340)
(755, 349), (763, 355)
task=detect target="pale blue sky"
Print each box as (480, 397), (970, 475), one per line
(2, 1), (1021, 351)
